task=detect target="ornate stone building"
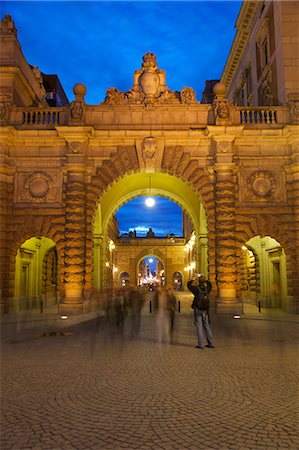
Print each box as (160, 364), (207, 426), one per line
(0, 1), (298, 314)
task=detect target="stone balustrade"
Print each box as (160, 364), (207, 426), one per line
(237, 106), (288, 125)
(7, 104), (290, 129)
(9, 107), (66, 127)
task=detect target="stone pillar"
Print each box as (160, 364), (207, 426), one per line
(93, 234), (103, 294)
(285, 159), (299, 313)
(0, 139), (15, 313)
(33, 237), (42, 307)
(214, 157), (241, 314)
(60, 155), (87, 314)
(198, 235), (208, 276)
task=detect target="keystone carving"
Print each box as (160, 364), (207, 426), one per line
(67, 141), (86, 154)
(141, 137), (157, 170)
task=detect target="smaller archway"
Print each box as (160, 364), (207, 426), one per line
(14, 236), (57, 311)
(137, 256), (165, 289)
(241, 235), (287, 308)
(119, 271), (130, 288)
(172, 271), (183, 291)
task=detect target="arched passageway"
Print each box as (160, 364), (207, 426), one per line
(172, 271), (183, 291)
(14, 236), (57, 311)
(137, 256), (165, 288)
(241, 235), (288, 309)
(92, 172), (209, 296)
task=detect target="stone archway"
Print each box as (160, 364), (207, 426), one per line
(14, 236), (57, 311)
(136, 252), (166, 288)
(242, 236), (288, 309)
(90, 172), (209, 296)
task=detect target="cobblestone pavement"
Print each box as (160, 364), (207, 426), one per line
(1, 294), (298, 450)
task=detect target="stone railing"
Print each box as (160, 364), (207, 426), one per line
(237, 106), (288, 125)
(118, 236), (185, 245)
(7, 104), (290, 129)
(9, 107), (67, 127)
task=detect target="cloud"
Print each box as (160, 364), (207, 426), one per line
(116, 196), (183, 237)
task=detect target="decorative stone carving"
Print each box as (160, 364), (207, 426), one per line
(68, 83), (86, 124)
(15, 171), (62, 204)
(217, 141), (233, 153)
(288, 93), (299, 124)
(239, 169), (284, 203)
(67, 141), (86, 154)
(212, 82), (232, 125)
(138, 52), (160, 103)
(247, 171), (277, 199)
(180, 87), (196, 104)
(215, 102), (230, 119)
(32, 66), (43, 86)
(0, 14), (17, 35)
(104, 88), (125, 105)
(141, 137), (157, 169)
(103, 53), (199, 107)
(69, 100), (84, 120)
(0, 94), (12, 124)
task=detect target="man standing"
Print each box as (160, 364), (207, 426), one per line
(187, 275), (215, 349)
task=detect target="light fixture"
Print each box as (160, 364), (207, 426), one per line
(145, 175), (155, 207)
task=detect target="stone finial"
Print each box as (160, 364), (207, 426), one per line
(141, 52), (158, 71)
(0, 14), (17, 35)
(73, 83), (87, 101)
(213, 82), (227, 99)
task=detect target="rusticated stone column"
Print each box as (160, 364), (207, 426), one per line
(285, 159), (299, 313)
(0, 142), (15, 313)
(60, 154), (87, 313)
(214, 162), (241, 313)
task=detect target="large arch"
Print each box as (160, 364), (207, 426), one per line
(94, 172), (205, 237)
(92, 172), (209, 294)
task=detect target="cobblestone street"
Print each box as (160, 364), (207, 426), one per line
(1, 294), (298, 450)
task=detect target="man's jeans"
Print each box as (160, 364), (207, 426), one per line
(194, 309), (214, 348)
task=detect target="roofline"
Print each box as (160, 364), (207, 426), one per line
(221, 1), (259, 89)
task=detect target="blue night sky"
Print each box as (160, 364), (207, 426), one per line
(1, 1), (242, 104)
(1, 0), (242, 234)
(116, 196), (183, 237)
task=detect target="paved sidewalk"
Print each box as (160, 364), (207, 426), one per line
(1, 294), (298, 450)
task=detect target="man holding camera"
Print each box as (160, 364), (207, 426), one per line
(187, 274), (215, 349)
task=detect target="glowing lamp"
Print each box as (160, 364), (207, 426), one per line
(145, 197), (155, 207)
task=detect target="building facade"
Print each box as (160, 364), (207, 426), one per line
(0, 1), (299, 314)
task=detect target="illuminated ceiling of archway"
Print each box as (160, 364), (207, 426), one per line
(94, 172), (206, 236)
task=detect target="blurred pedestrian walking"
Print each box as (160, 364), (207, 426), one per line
(166, 287), (177, 337)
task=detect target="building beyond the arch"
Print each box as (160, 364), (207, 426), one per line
(0, 1), (298, 314)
